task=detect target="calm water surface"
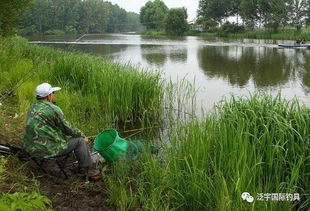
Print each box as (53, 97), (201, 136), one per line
(29, 34), (310, 111)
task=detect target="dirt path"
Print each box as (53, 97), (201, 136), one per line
(38, 173), (110, 210)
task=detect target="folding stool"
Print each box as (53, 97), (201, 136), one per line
(31, 151), (75, 182)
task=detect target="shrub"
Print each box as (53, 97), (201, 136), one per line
(0, 192), (52, 211)
(217, 21), (245, 36)
(44, 29), (65, 35)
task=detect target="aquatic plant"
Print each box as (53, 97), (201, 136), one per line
(106, 94), (310, 210)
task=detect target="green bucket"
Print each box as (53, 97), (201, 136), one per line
(93, 129), (128, 162)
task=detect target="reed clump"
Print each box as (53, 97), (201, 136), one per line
(105, 94), (310, 210)
(0, 36), (163, 134)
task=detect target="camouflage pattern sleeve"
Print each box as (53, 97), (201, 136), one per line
(51, 103), (85, 138)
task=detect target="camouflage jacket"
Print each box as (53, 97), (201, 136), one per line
(23, 100), (84, 157)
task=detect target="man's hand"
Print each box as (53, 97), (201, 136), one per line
(84, 137), (89, 144)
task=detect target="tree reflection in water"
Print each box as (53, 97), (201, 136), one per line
(141, 45), (188, 67)
(197, 46), (310, 88)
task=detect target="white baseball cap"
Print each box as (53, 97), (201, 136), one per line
(36, 83), (61, 98)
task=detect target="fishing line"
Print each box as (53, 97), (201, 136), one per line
(74, 19), (166, 41)
(107, 19), (166, 26)
(164, 106), (196, 117)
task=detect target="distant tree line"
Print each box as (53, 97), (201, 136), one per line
(198, 0), (310, 32)
(140, 0), (188, 35)
(20, 0), (143, 35)
(0, 0), (32, 36)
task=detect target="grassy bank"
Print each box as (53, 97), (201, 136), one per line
(0, 36), (164, 209)
(204, 27), (310, 40)
(106, 94), (310, 210)
(228, 27), (310, 40)
(0, 101), (51, 210)
(0, 36), (163, 136)
(137, 30), (167, 36)
(1, 36), (309, 210)
(0, 156), (52, 210)
(141, 27), (310, 41)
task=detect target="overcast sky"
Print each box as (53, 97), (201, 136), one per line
(106, 0), (199, 21)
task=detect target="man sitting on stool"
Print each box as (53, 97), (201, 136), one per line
(296, 38), (306, 45)
(23, 83), (101, 181)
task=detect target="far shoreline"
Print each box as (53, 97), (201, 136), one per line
(23, 26), (310, 42)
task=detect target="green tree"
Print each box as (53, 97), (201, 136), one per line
(78, 0), (93, 33)
(90, 0), (108, 33)
(230, 0), (242, 24)
(21, 0), (50, 34)
(49, 0), (66, 31)
(140, 0), (168, 30)
(0, 0), (32, 36)
(78, 0), (108, 33)
(287, 0), (308, 31)
(165, 8), (188, 35)
(198, 0), (231, 26)
(257, 0), (288, 32)
(62, 0), (81, 33)
(240, 0), (258, 28)
(306, 1), (310, 26)
(20, 0), (141, 34)
(126, 12), (143, 32)
(105, 2), (127, 32)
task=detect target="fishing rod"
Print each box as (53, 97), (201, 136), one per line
(124, 125), (161, 139)
(74, 20), (167, 42)
(87, 125), (161, 139)
(0, 67), (37, 101)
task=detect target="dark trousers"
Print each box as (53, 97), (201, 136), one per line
(58, 137), (93, 168)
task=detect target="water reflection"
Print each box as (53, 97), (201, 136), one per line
(197, 46), (306, 87)
(29, 34), (310, 109)
(140, 35), (187, 42)
(169, 48), (187, 63)
(141, 45), (188, 67)
(198, 46), (251, 87)
(300, 50), (310, 93)
(141, 45), (168, 67)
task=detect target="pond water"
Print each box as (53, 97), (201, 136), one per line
(29, 34), (310, 111)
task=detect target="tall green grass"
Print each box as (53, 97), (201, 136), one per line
(0, 36), (163, 135)
(105, 94), (310, 210)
